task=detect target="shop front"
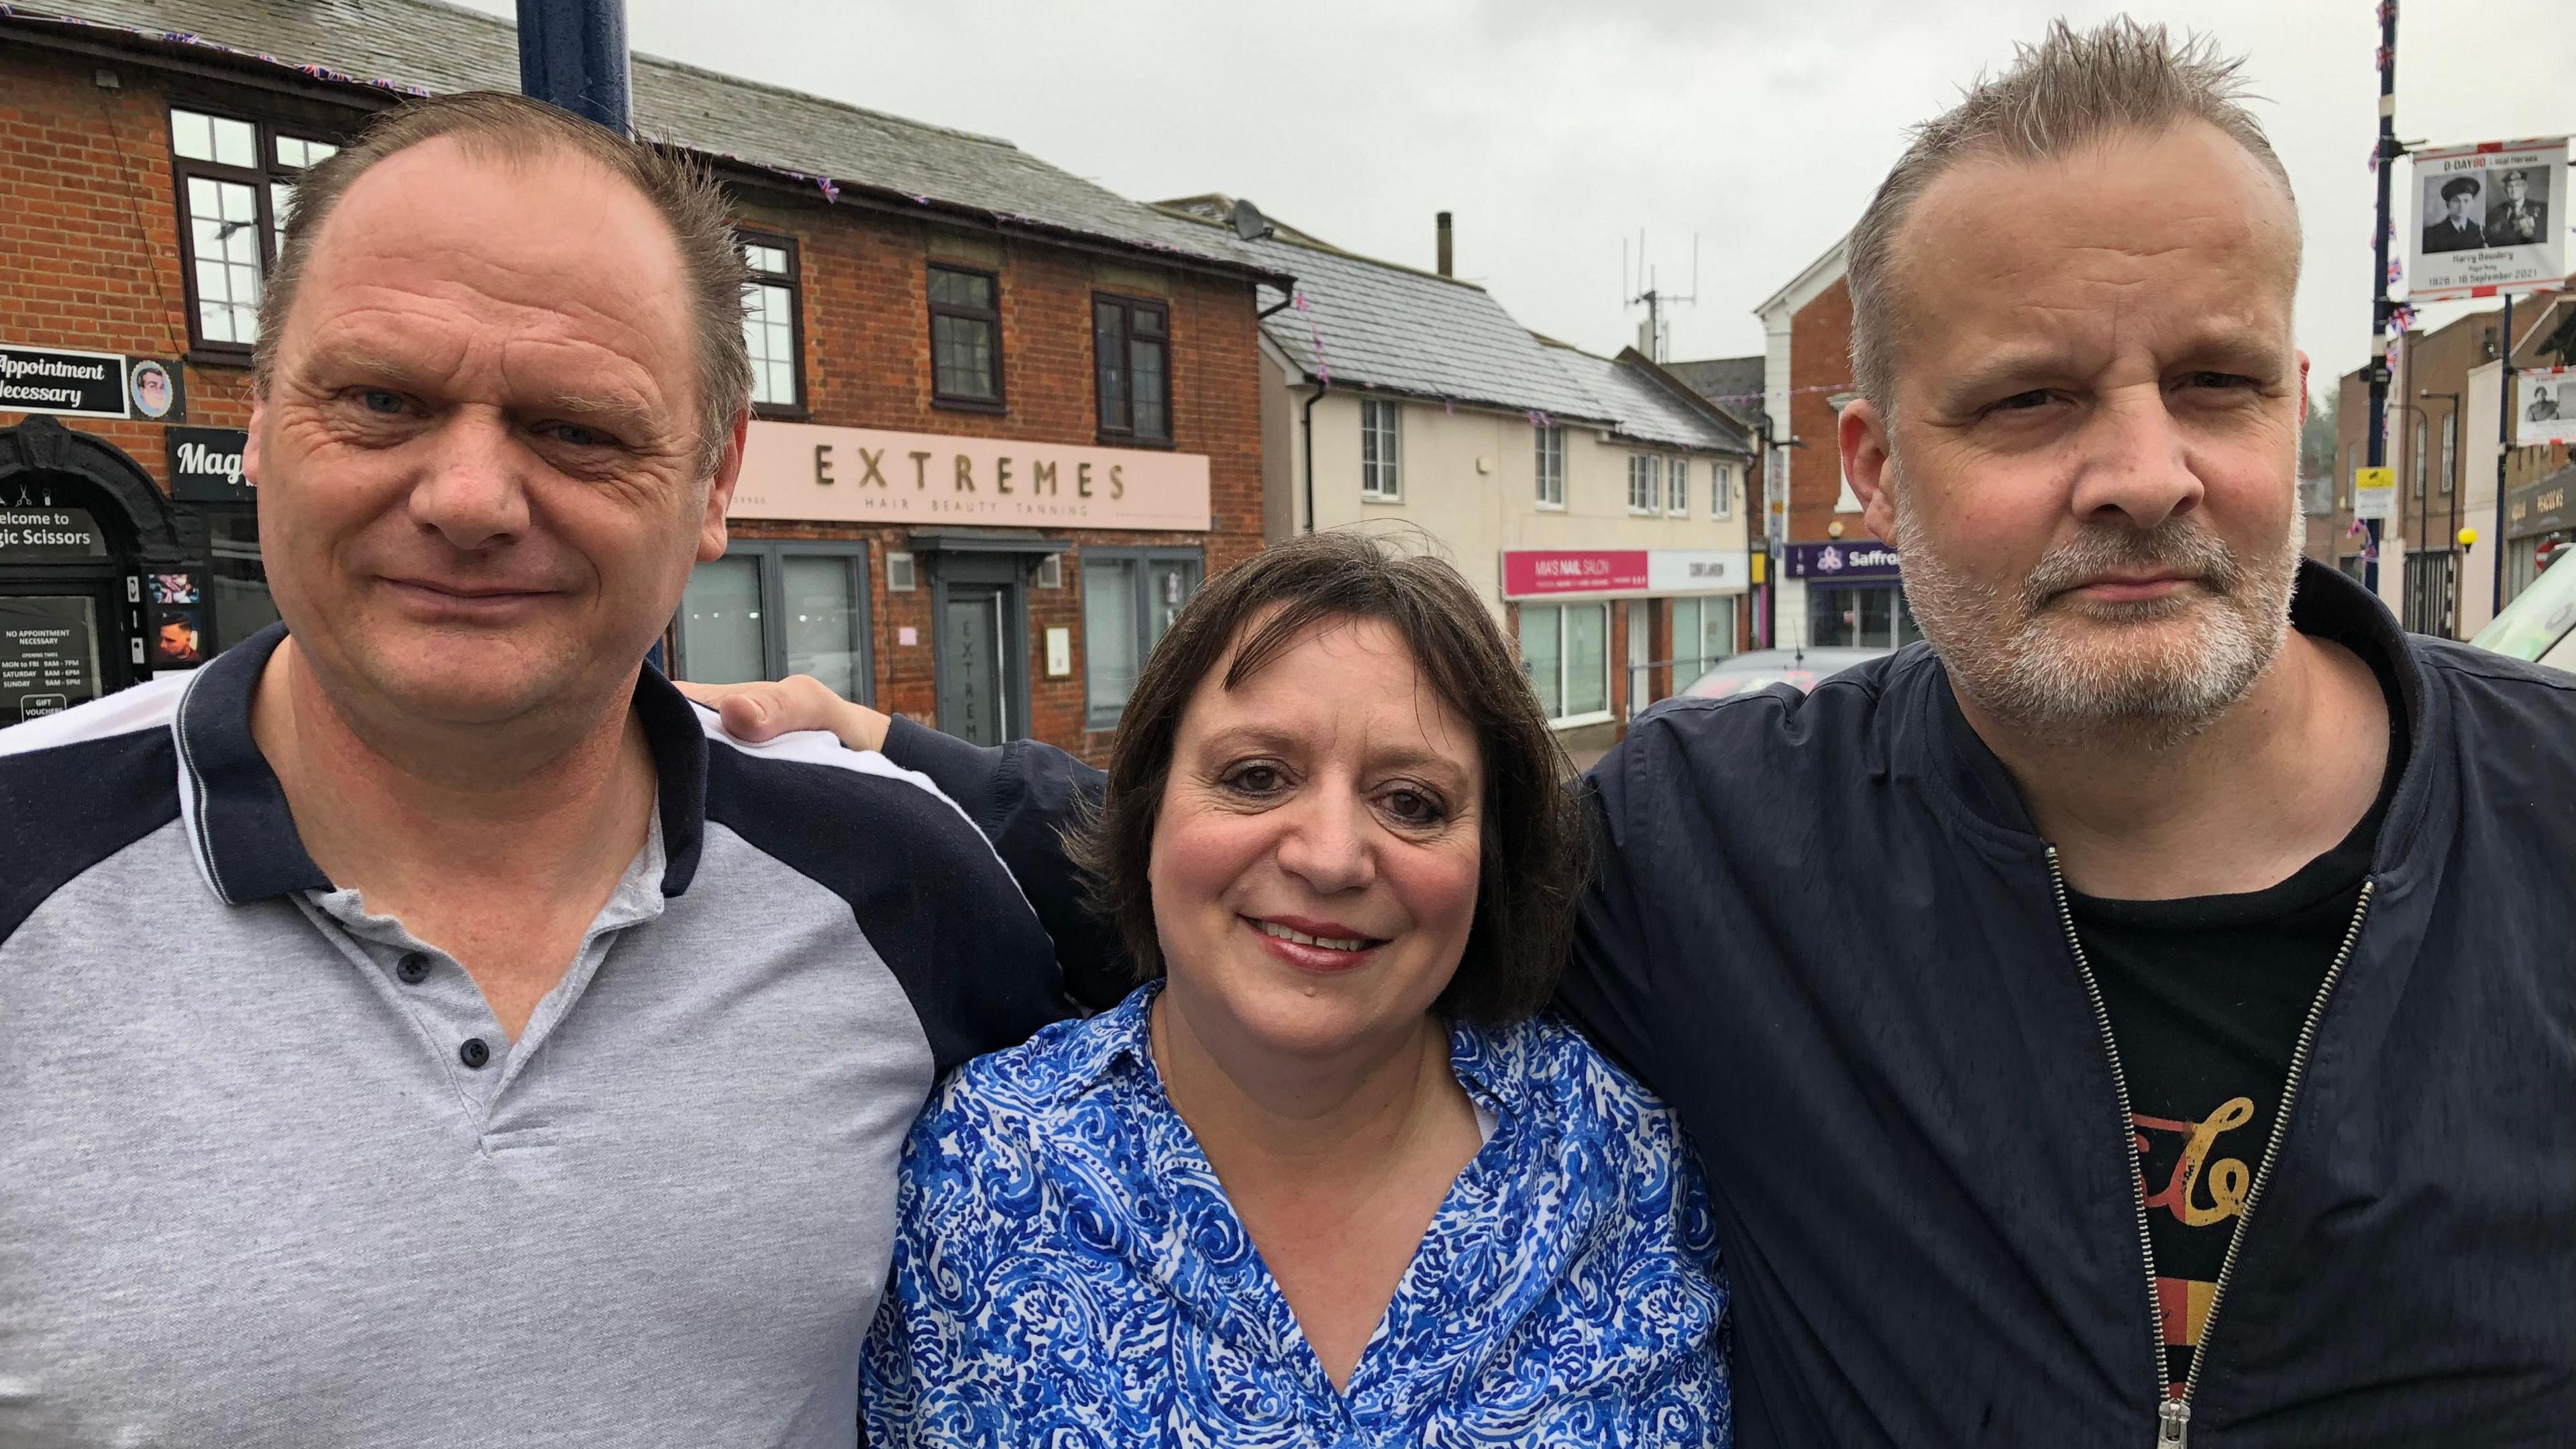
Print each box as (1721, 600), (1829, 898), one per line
(2504, 466), (2573, 604)
(680, 419), (1214, 747)
(1501, 546), (1753, 738)
(0, 416), (199, 724)
(1782, 539), (1920, 650)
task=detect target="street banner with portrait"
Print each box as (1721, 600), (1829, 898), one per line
(2520, 366), (2576, 447)
(2406, 138), (2566, 302)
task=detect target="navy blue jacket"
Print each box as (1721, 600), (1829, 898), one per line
(885, 560), (2576, 1448)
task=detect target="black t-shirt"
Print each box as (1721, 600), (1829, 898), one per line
(2066, 655), (2407, 1395)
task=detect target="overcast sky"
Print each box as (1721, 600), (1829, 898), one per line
(457, 0), (2571, 399)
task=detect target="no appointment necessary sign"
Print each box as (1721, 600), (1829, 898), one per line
(0, 343), (129, 419)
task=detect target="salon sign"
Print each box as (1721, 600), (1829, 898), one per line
(1502, 548), (1750, 600)
(733, 420), (1211, 532)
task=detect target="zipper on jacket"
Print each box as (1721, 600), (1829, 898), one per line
(2043, 847), (2374, 1449)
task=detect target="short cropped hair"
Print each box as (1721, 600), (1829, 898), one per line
(1845, 17), (2298, 412)
(1064, 529), (1590, 1027)
(252, 91), (753, 478)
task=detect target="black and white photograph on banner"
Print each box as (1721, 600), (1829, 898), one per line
(2521, 366), (2576, 447)
(2406, 137), (2569, 301)
(2421, 174), (2486, 252)
(2485, 166), (2551, 248)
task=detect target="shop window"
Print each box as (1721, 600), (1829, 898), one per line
(1093, 295), (1171, 443)
(674, 542), (871, 704)
(1808, 585), (1923, 650)
(1535, 426), (1565, 508)
(1627, 601), (1653, 716)
(168, 106), (338, 354)
(928, 264), (1003, 408)
(1670, 595), (1737, 688)
(1666, 458), (1689, 517)
(740, 233), (804, 413)
(1361, 400), (1403, 501)
(206, 509), (280, 652)
(1082, 546), (1202, 729)
(1519, 601), (1610, 725)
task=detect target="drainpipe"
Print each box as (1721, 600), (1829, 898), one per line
(517, 0), (633, 133)
(1301, 379), (1328, 533)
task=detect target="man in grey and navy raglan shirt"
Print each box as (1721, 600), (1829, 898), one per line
(0, 95), (1085, 1447)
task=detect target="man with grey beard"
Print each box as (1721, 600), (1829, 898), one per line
(1554, 20), (2576, 1446)
(695, 18), (2576, 1448)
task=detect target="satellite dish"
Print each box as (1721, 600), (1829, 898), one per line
(1232, 198), (1275, 242)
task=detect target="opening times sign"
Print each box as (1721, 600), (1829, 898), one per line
(2407, 137), (2567, 302)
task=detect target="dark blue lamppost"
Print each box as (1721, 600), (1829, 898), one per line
(517, 0), (633, 135)
(519, 1), (651, 670)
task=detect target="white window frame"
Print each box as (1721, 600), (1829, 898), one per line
(1521, 601), (1614, 728)
(1361, 398), (1404, 502)
(1711, 462), (1735, 519)
(1535, 426), (1566, 509)
(739, 233), (802, 413)
(1666, 456), (1690, 517)
(170, 105), (338, 352)
(1627, 454), (1661, 515)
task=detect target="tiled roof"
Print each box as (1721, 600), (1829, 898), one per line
(1239, 229), (1617, 423)
(1664, 355), (1766, 415)
(1156, 198), (1748, 448)
(1548, 347), (1751, 453)
(7, 0), (1283, 279)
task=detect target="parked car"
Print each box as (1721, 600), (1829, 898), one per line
(2472, 553), (2576, 672)
(1681, 646), (1892, 700)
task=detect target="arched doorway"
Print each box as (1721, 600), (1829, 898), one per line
(0, 415), (186, 724)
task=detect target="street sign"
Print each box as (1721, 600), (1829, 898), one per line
(2406, 137), (2568, 303)
(2353, 466), (2396, 521)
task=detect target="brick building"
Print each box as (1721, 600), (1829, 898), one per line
(1741, 236), (1914, 653)
(2326, 290), (2571, 638)
(0, 0), (1285, 756)
(1161, 199), (1755, 756)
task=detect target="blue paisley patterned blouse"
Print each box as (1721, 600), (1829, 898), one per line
(861, 984), (1731, 1447)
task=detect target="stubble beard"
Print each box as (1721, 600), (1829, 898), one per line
(1892, 464), (2304, 751)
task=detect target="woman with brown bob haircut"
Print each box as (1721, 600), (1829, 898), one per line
(688, 530), (1731, 1445)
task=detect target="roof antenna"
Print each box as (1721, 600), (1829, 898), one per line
(1624, 230), (1697, 364)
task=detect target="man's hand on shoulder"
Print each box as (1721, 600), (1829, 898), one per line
(676, 676), (893, 753)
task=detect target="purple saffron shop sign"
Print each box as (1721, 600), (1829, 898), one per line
(1783, 541), (1902, 580)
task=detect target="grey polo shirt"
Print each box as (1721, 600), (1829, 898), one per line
(0, 625), (1070, 1448)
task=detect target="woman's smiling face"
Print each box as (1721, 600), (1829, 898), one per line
(1148, 612), (1486, 1060)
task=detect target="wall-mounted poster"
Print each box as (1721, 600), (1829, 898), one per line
(127, 358), (184, 421)
(1, 596), (103, 721)
(148, 570), (207, 667)
(2518, 366), (2576, 447)
(2408, 138), (2567, 302)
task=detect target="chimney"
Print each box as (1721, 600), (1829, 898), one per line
(1436, 211), (1453, 277)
